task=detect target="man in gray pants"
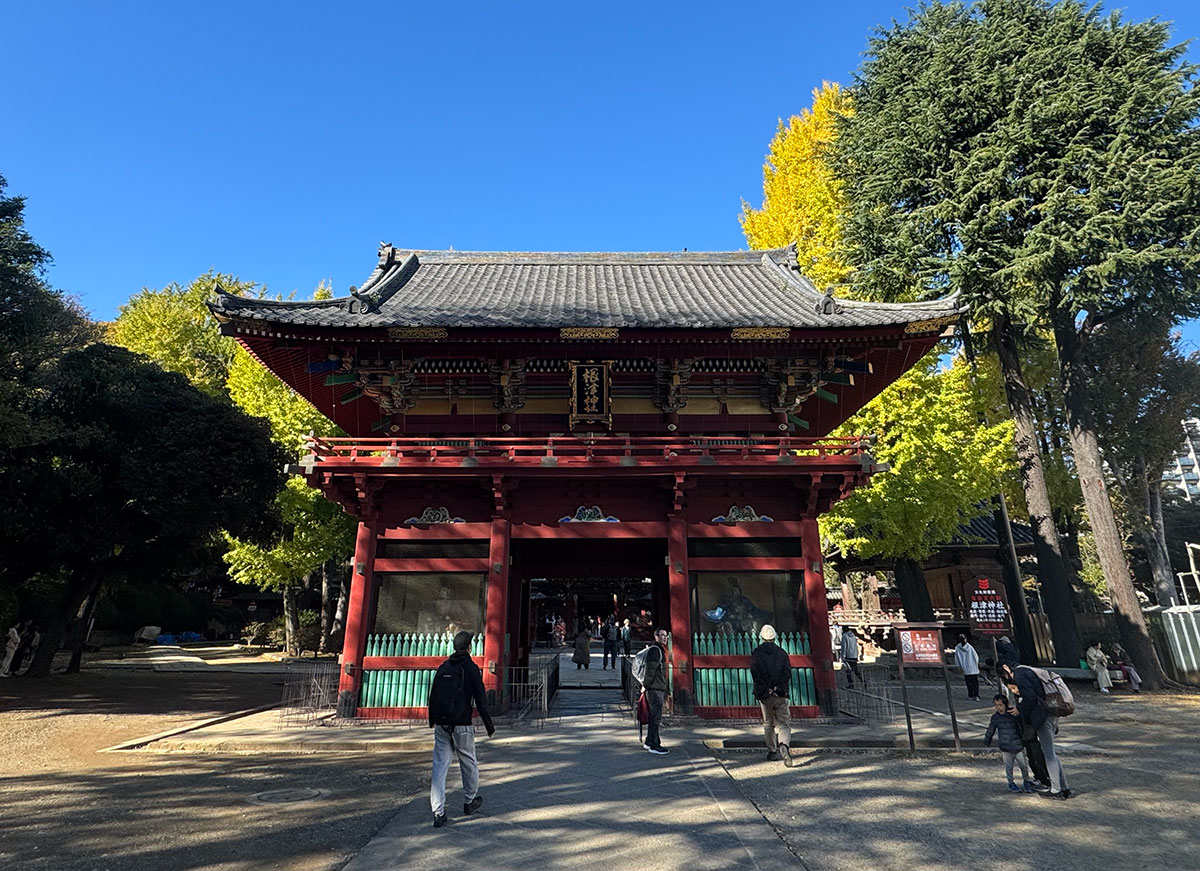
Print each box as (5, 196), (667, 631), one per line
(1008, 663), (1070, 800)
(427, 631), (496, 827)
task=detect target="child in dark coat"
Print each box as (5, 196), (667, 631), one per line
(984, 694), (1035, 793)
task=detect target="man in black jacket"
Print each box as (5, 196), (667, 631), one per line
(750, 624), (793, 766)
(1001, 662), (1069, 800)
(427, 631), (496, 827)
(642, 628), (670, 755)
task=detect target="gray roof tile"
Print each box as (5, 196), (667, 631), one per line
(210, 244), (964, 330)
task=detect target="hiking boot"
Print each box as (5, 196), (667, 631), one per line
(433, 812), (447, 827)
(1008, 782), (1023, 793)
(464, 795), (483, 815)
(647, 745), (669, 755)
(781, 744), (794, 768)
(1037, 790), (1067, 801)
(766, 750), (782, 761)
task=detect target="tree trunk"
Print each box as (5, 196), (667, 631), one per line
(893, 557), (934, 622)
(992, 317), (1083, 666)
(1053, 318), (1164, 689)
(282, 584), (299, 658)
(332, 560), (349, 635)
(993, 495), (1037, 663)
(65, 588), (102, 674)
(1145, 472), (1179, 608)
(26, 566), (100, 679)
(319, 560), (332, 654)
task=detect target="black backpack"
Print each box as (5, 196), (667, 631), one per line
(428, 658), (472, 725)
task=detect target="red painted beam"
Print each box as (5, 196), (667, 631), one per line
(689, 558), (808, 572)
(338, 522), (378, 707)
(372, 558), (490, 573)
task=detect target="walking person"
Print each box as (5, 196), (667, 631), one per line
(601, 617), (619, 670)
(1, 620), (22, 677)
(984, 694), (1036, 793)
(1001, 662), (1070, 800)
(1086, 640), (1113, 694)
(621, 618), (632, 657)
(955, 634), (982, 701)
(839, 627), (863, 687)
(572, 625), (592, 670)
(750, 624), (793, 766)
(642, 627), (670, 755)
(426, 630), (495, 828)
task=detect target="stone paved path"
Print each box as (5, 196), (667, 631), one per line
(340, 689), (799, 871)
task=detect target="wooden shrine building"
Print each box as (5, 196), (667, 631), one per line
(210, 244), (961, 719)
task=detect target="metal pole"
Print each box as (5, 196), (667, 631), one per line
(898, 660), (916, 751)
(942, 664), (962, 751)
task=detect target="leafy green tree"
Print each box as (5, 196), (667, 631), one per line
(835, 0), (1200, 684)
(109, 272), (255, 397)
(1086, 321), (1200, 606)
(821, 357), (1015, 620)
(25, 344), (286, 676)
(0, 174), (96, 614)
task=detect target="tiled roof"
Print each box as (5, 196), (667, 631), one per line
(209, 244), (964, 330)
(953, 514), (1036, 547)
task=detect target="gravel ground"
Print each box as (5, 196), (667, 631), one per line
(0, 670), (424, 871)
(712, 688), (1200, 871)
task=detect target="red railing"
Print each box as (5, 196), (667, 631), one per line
(300, 435), (875, 468)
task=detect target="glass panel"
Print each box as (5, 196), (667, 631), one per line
(687, 538), (803, 558)
(692, 571), (808, 651)
(374, 572), (486, 635)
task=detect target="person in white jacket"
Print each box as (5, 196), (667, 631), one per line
(1, 622), (21, 677)
(954, 634), (981, 701)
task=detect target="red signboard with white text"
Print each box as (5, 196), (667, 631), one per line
(963, 577), (1012, 636)
(897, 628), (943, 665)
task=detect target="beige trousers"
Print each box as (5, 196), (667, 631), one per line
(761, 694), (791, 751)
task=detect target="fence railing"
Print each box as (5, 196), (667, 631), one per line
(301, 434), (875, 468)
(500, 654), (560, 725)
(836, 664), (902, 724)
(278, 661), (341, 729)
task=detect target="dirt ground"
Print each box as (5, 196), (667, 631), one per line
(0, 670), (424, 871)
(713, 688), (1200, 871)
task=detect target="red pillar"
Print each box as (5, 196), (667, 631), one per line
(667, 515), (694, 714)
(338, 520), (378, 714)
(483, 516), (511, 699)
(801, 517), (835, 709)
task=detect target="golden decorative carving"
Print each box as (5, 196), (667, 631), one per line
(903, 316), (958, 335)
(560, 327), (620, 339)
(388, 327), (448, 340)
(731, 327), (791, 340)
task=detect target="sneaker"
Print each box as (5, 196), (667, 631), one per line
(766, 750), (782, 761)
(647, 746), (669, 755)
(1100, 687), (1110, 694)
(1008, 782), (1022, 793)
(433, 812), (447, 828)
(1031, 781), (1051, 793)
(1023, 780), (1036, 793)
(781, 744), (794, 768)
(1037, 790), (1067, 801)
(464, 795), (483, 815)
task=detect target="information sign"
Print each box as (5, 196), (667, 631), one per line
(897, 628), (943, 665)
(963, 577), (1012, 636)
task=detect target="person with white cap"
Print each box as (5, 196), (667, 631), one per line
(750, 624), (793, 766)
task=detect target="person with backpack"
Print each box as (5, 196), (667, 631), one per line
(839, 627), (863, 687)
(750, 624), (793, 766)
(1000, 662), (1071, 800)
(427, 630), (496, 828)
(601, 617), (619, 670)
(641, 627), (670, 755)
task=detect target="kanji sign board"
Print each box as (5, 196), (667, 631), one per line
(963, 577), (1012, 636)
(897, 628), (943, 665)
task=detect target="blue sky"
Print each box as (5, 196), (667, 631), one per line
(4, 0), (1200, 349)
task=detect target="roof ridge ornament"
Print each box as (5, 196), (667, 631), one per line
(815, 287), (845, 316)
